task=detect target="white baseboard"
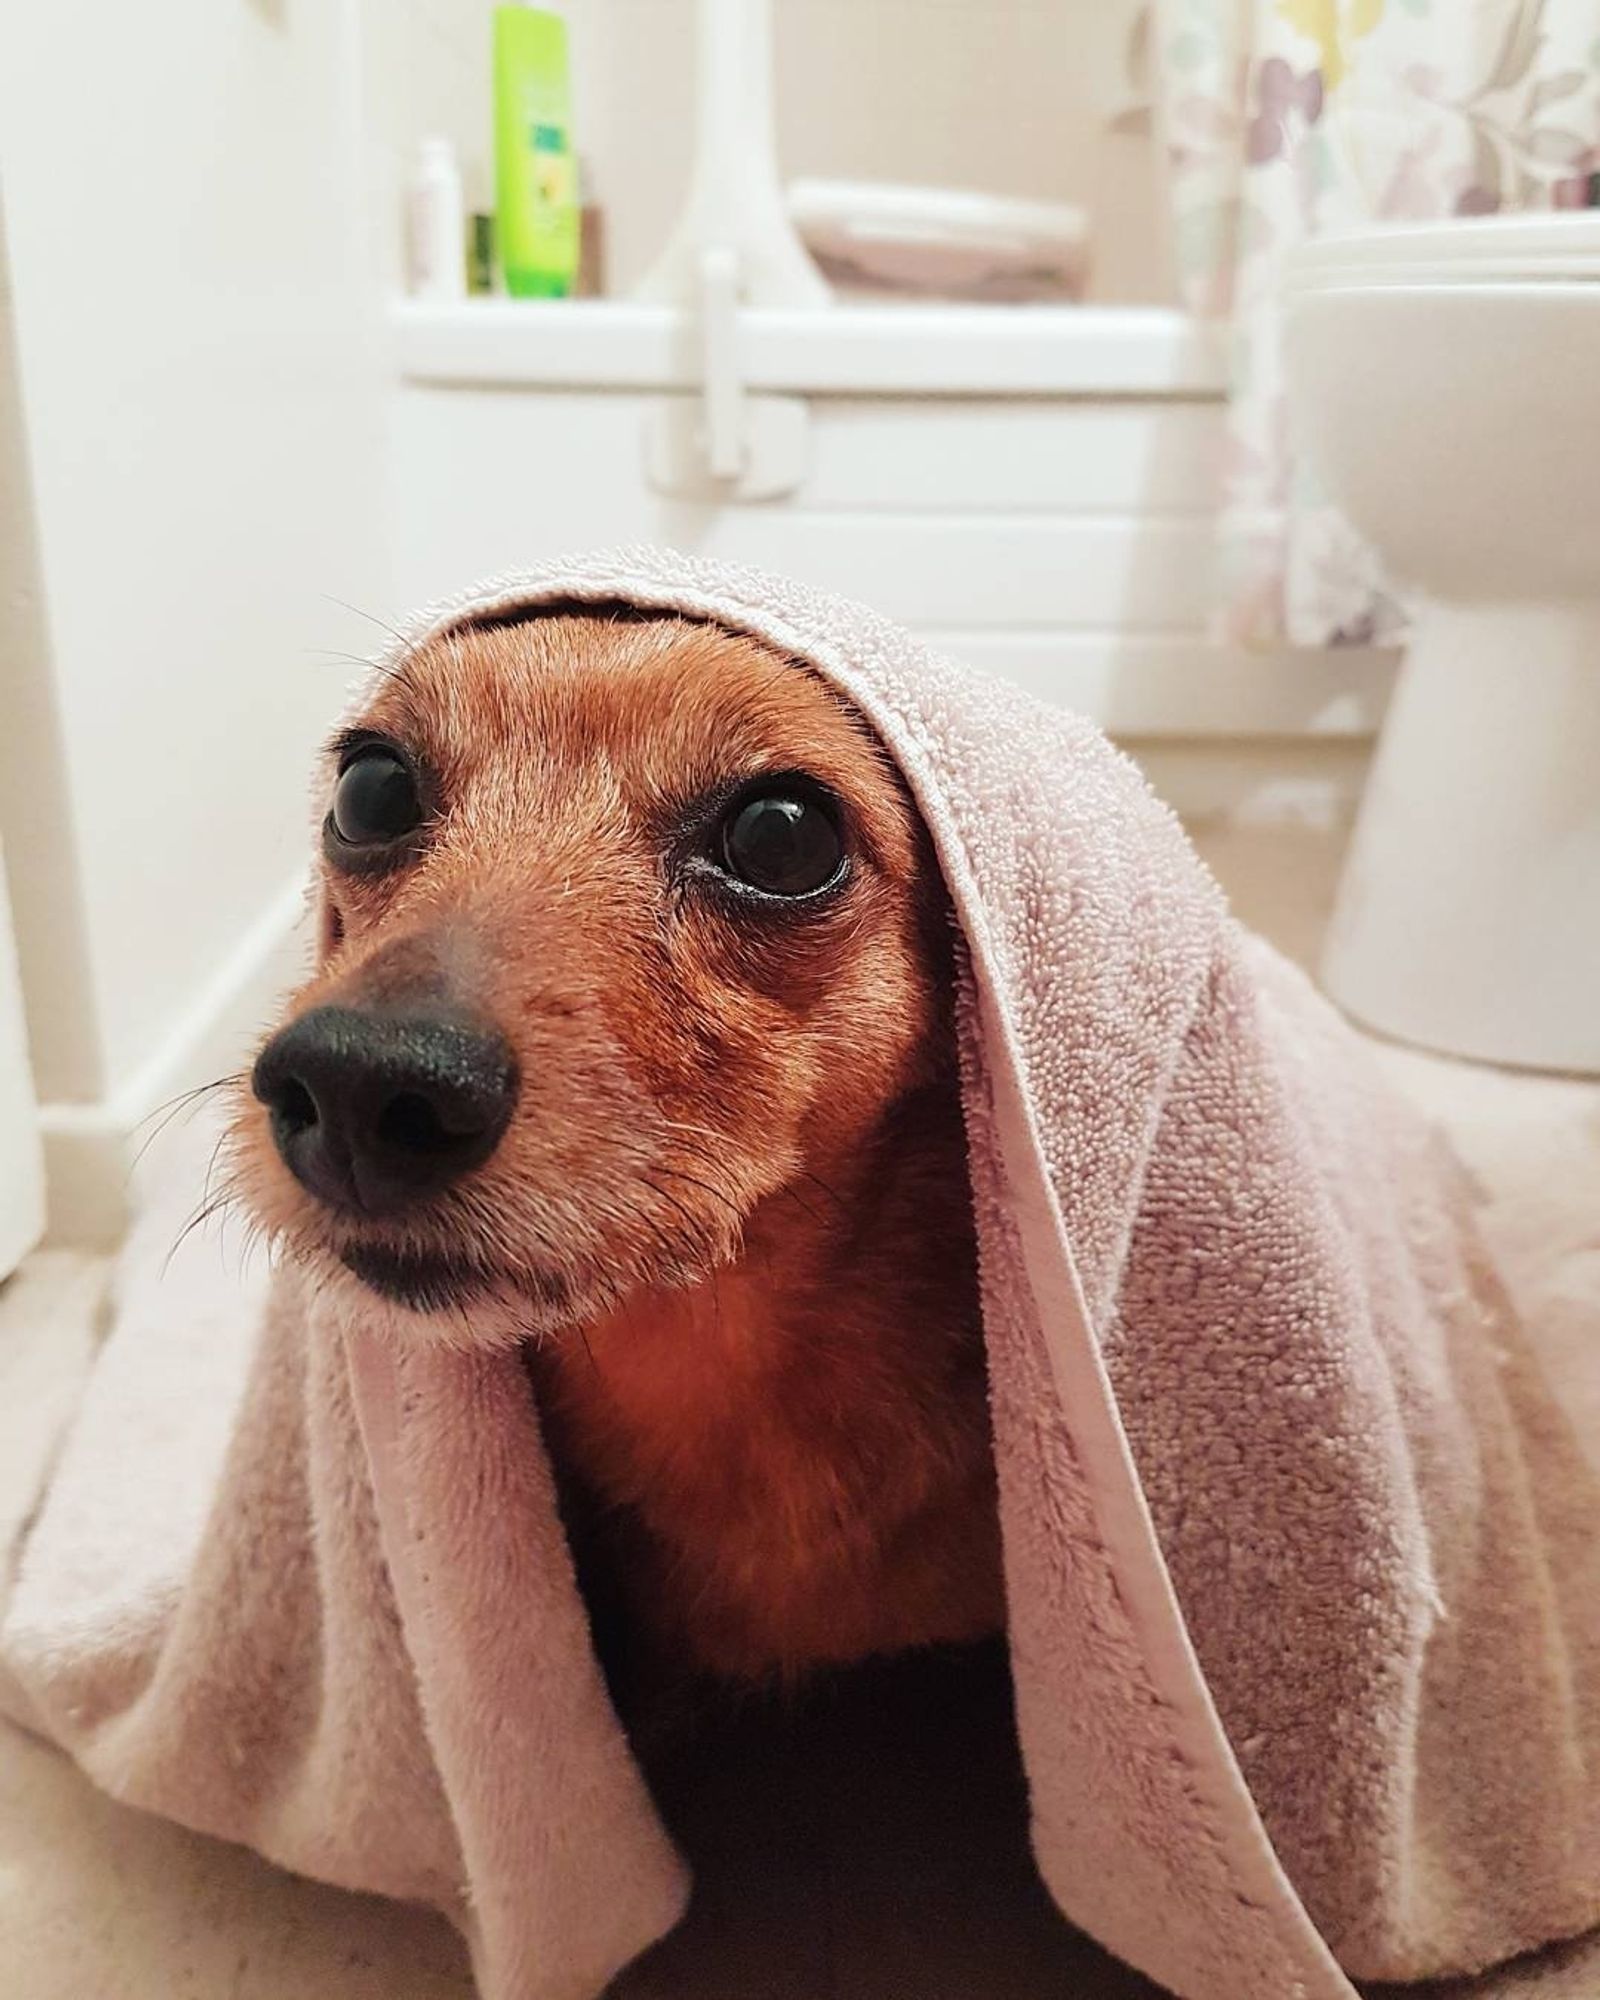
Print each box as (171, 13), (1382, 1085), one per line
(38, 874), (311, 1246)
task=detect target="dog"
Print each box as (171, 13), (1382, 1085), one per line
(237, 609), (1003, 1693)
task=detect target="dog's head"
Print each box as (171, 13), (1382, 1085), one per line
(234, 611), (955, 1342)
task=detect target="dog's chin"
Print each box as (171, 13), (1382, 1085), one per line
(337, 1242), (502, 1315)
(294, 1205), (745, 1341)
(327, 1238), (613, 1346)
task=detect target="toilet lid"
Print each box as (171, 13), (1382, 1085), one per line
(1283, 212), (1600, 290)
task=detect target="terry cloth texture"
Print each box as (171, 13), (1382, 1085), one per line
(5, 550), (1598, 2000)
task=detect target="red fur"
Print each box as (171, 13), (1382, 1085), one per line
(236, 613), (1002, 1683)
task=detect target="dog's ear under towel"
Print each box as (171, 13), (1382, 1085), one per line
(4, 548), (1598, 2000)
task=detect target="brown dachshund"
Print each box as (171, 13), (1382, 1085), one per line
(239, 611), (1003, 1688)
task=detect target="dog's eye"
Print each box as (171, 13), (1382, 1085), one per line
(330, 748), (421, 848)
(718, 788), (845, 898)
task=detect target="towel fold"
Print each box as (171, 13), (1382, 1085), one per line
(4, 549), (1597, 2000)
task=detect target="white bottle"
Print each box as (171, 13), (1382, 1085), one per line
(407, 136), (467, 301)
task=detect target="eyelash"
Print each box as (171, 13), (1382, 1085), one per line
(331, 727), (397, 773)
(667, 771), (838, 852)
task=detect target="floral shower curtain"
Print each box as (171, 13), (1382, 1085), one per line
(1155, 0), (1600, 646)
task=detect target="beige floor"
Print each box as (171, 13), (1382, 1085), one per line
(1, 823), (1595, 2000)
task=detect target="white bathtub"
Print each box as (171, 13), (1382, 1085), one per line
(387, 300), (1390, 737)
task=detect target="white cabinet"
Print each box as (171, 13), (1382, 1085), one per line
(0, 843), (44, 1279)
(387, 308), (1392, 738)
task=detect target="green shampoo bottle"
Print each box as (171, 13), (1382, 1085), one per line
(493, 5), (579, 299)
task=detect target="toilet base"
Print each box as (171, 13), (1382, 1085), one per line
(1321, 601), (1600, 1075)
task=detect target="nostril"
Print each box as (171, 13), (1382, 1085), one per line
(273, 1078), (319, 1138)
(254, 1005), (515, 1212)
(379, 1089), (464, 1157)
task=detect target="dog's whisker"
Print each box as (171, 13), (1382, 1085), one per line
(307, 646), (410, 688)
(318, 597), (422, 695)
(162, 1178), (244, 1277)
(775, 1181), (828, 1231)
(321, 594), (415, 652)
(132, 1073), (244, 1136)
(130, 1074), (244, 1170)
(653, 1164), (745, 1224)
(799, 1170), (850, 1219)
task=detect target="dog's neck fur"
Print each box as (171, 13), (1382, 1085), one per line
(530, 1073), (1003, 1685)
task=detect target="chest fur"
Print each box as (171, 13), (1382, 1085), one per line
(531, 1242), (1003, 1681)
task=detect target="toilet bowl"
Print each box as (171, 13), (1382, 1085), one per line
(1282, 214), (1600, 1075)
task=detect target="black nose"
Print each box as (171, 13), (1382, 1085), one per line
(252, 1005), (518, 1216)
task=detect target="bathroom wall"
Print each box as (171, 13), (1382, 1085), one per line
(362, 0), (1174, 303)
(0, 0), (389, 1232)
(0, 210), (100, 1110)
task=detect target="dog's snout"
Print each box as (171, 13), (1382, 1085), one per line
(252, 1005), (517, 1216)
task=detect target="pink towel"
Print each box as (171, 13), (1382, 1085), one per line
(4, 549), (1598, 2000)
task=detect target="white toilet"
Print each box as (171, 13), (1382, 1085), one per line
(1282, 214), (1600, 1075)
